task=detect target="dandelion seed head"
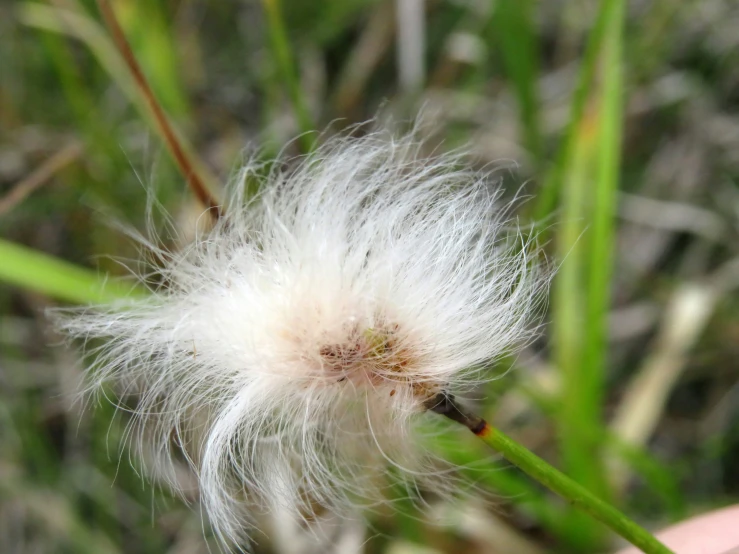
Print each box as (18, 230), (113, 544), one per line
(55, 129), (544, 548)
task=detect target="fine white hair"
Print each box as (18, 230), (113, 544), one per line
(56, 130), (544, 548)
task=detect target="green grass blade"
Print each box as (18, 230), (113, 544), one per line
(532, 0), (617, 222)
(0, 239), (142, 304)
(493, 0), (542, 166)
(552, 0), (627, 545)
(583, 0), (626, 476)
(553, 113), (606, 545)
(261, 0), (316, 152)
(17, 3), (139, 104)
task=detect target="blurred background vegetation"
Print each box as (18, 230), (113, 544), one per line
(2, 0), (739, 552)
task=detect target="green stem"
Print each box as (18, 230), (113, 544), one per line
(425, 394), (674, 554)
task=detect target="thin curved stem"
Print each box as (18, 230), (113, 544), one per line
(425, 393), (674, 554)
(95, 0), (222, 219)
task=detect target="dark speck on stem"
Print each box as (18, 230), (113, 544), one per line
(424, 392), (490, 436)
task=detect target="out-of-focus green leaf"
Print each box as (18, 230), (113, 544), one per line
(0, 238), (143, 304)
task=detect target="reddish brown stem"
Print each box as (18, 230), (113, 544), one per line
(95, 0), (222, 219)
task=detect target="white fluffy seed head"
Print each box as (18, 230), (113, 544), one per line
(55, 130), (544, 548)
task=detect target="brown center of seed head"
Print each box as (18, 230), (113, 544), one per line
(318, 322), (439, 399)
